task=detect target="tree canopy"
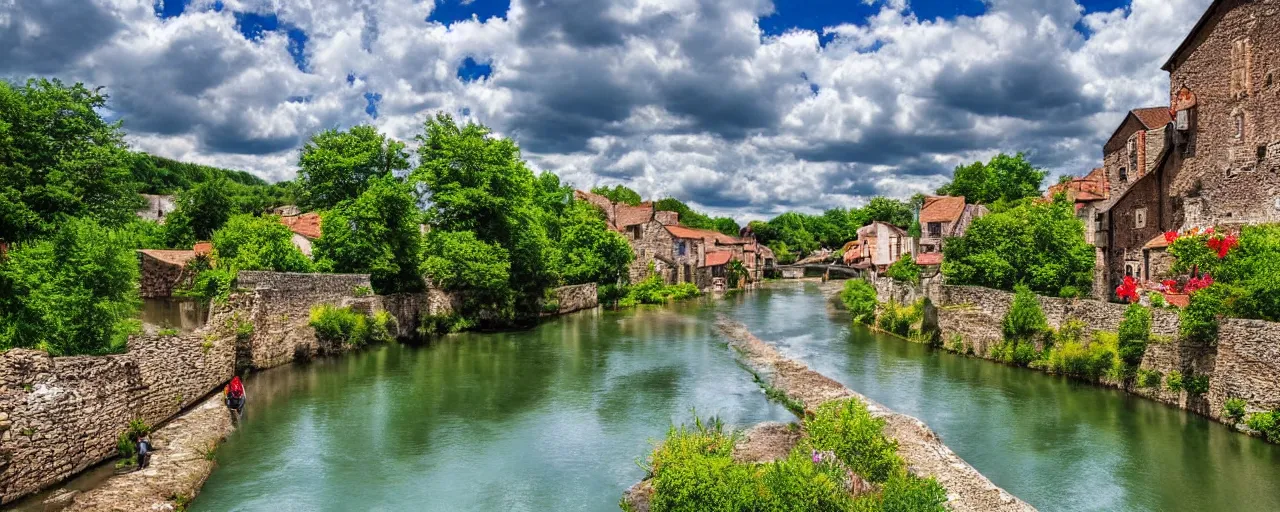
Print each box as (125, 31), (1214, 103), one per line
(937, 153), (1045, 205)
(298, 125), (409, 211)
(941, 195), (1094, 297)
(211, 214), (313, 273)
(314, 175), (424, 294)
(558, 200), (635, 286)
(591, 184), (642, 206)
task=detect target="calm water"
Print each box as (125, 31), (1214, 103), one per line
(194, 283), (1280, 511)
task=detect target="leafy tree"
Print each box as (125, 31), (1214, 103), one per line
(712, 217), (741, 237)
(298, 125), (409, 210)
(942, 195), (1094, 297)
(412, 113), (556, 321)
(1117, 303), (1151, 369)
(885, 254), (922, 284)
(534, 171), (575, 241)
(0, 218), (140, 355)
(162, 176), (235, 247)
(558, 200), (634, 286)
(211, 214), (313, 273)
(1002, 285), (1048, 341)
(590, 184), (642, 206)
(654, 197), (716, 230)
(937, 153), (1045, 205)
(840, 279), (878, 324)
(420, 230), (512, 312)
(314, 176), (424, 294)
(0, 79), (141, 243)
(860, 197), (914, 229)
(763, 212), (817, 255)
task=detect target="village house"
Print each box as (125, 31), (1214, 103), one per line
(844, 221), (911, 271)
(1046, 168), (1111, 297)
(137, 242), (212, 298)
(135, 194), (177, 223)
(915, 196), (987, 267)
(1102, 107), (1173, 199)
(279, 212), (322, 257)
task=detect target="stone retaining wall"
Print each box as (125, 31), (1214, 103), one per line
(551, 283), (598, 315)
(234, 271), (371, 295)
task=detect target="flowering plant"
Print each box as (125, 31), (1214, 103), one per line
(1116, 275), (1139, 303)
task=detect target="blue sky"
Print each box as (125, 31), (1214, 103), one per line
(1, 0), (1214, 219)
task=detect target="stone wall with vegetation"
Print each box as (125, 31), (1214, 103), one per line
(551, 283), (598, 315)
(233, 272), (375, 370)
(378, 289), (458, 339)
(0, 329), (235, 504)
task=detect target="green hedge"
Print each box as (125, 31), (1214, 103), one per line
(309, 305), (395, 346)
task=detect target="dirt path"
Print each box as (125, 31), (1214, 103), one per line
(717, 318), (1035, 512)
(66, 395), (233, 512)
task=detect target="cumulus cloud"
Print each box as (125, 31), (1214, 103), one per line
(0, 0), (1214, 219)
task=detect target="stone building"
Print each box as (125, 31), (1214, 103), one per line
(1162, 0), (1280, 228)
(619, 203), (682, 283)
(1047, 168), (1111, 298)
(916, 196), (987, 262)
(1103, 107), (1173, 199)
(845, 222), (911, 271)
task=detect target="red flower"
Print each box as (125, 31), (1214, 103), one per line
(1185, 273), (1214, 293)
(1217, 233), (1239, 259)
(1164, 231), (1179, 244)
(1162, 279), (1179, 293)
(1116, 275), (1139, 303)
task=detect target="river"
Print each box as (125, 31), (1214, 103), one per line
(193, 282), (1280, 511)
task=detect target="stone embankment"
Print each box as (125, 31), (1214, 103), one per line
(623, 317), (1035, 512)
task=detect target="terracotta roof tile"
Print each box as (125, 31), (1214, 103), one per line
(193, 242), (213, 256)
(1131, 107), (1173, 130)
(1144, 233), (1171, 249)
(1046, 167), (1109, 203)
(703, 251), (733, 267)
(915, 252), (943, 266)
(280, 212), (322, 240)
(139, 249), (198, 266)
(615, 204), (655, 227)
(919, 196), (966, 223)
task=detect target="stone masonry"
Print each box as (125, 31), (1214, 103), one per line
(551, 283), (599, 315)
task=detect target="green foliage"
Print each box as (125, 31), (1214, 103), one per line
(418, 312), (474, 337)
(941, 196), (1094, 297)
(840, 280), (878, 325)
(0, 219), (141, 355)
(990, 339), (1043, 367)
(557, 200), (635, 286)
(598, 283), (630, 307)
(160, 176), (235, 247)
(211, 214), (313, 273)
(412, 113), (557, 323)
(178, 267), (235, 304)
(1246, 410), (1280, 441)
(884, 254), (921, 284)
(1185, 374), (1210, 395)
(1002, 286), (1048, 342)
(115, 419), (151, 468)
(936, 152), (1045, 205)
(0, 79), (141, 244)
(1044, 337), (1115, 380)
(1165, 371), (1184, 392)
(1136, 369), (1163, 388)
(298, 125), (408, 210)
(1149, 293), (1167, 309)
(712, 217), (742, 237)
(621, 274), (701, 306)
(1223, 398), (1248, 424)
(860, 197), (914, 230)
(590, 184), (642, 206)
(421, 230), (512, 316)
(876, 299), (924, 338)
(314, 175), (424, 294)
(1170, 225), (1280, 324)
(129, 152), (280, 195)
(806, 399), (902, 483)
(1180, 283), (1229, 343)
(1116, 303), (1151, 369)
(308, 305), (394, 346)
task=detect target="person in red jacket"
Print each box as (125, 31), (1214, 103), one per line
(225, 375), (246, 414)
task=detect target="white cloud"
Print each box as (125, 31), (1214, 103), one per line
(0, 0), (1213, 221)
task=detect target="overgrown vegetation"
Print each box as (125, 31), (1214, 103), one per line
(875, 299), (925, 339)
(840, 280), (878, 325)
(1116, 303), (1151, 372)
(884, 254), (921, 284)
(309, 305), (395, 347)
(1223, 398), (1247, 425)
(1136, 369), (1163, 388)
(1246, 410), (1280, 441)
(1041, 320), (1115, 380)
(618, 274), (701, 308)
(991, 286), (1049, 366)
(114, 419), (151, 468)
(643, 401), (947, 512)
(1165, 371), (1185, 392)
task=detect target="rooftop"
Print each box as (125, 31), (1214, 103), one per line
(139, 249), (198, 266)
(1131, 107), (1173, 130)
(920, 196), (966, 224)
(280, 212), (323, 240)
(703, 251), (733, 267)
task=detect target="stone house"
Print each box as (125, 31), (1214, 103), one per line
(1099, 141), (1179, 295)
(138, 243), (212, 298)
(845, 222), (911, 271)
(916, 196), (987, 261)
(1103, 107), (1173, 199)
(135, 194), (177, 223)
(1047, 168), (1111, 298)
(620, 203), (682, 284)
(279, 212), (322, 257)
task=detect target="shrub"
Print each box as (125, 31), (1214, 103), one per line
(1165, 371), (1184, 392)
(115, 419), (151, 468)
(1180, 284), (1229, 344)
(1136, 369), (1162, 388)
(884, 254), (921, 285)
(598, 283), (629, 307)
(1223, 398), (1247, 424)
(1044, 340), (1114, 380)
(620, 275), (702, 307)
(876, 472), (948, 512)
(1002, 286), (1047, 342)
(1186, 374), (1210, 395)
(805, 399), (902, 483)
(1246, 410), (1280, 441)
(840, 280), (878, 325)
(419, 312), (474, 337)
(991, 339), (1042, 367)
(1116, 303), (1151, 369)
(309, 304), (392, 346)
(1149, 293), (1167, 309)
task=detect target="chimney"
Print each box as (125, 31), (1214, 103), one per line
(655, 211), (679, 226)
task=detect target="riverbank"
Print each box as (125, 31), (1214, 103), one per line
(623, 316), (1034, 512)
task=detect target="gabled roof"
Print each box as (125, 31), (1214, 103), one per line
(664, 225), (745, 245)
(1144, 233), (1171, 250)
(616, 203), (655, 227)
(857, 221), (907, 238)
(1162, 0), (1227, 71)
(139, 249), (197, 266)
(280, 212), (322, 240)
(666, 225), (712, 240)
(1131, 107), (1173, 130)
(703, 251), (734, 267)
(1047, 167), (1109, 204)
(919, 196), (966, 224)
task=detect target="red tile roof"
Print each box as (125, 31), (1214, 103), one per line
(1164, 293), (1190, 308)
(139, 249), (198, 266)
(1047, 167), (1109, 204)
(615, 204), (655, 227)
(1131, 107), (1173, 130)
(665, 225), (715, 241)
(920, 196), (966, 223)
(915, 252), (943, 266)
(280, 212), (322, 240)
(703, 251), (733, 267)
(1144, 233), (1171, 249)
(193, 241), (213, 256)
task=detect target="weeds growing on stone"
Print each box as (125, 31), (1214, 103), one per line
(310, 304), (396, 346)
(1223, 398), (1247, 424)
(1246, 410), (1280, 441)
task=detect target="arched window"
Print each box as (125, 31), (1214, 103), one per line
(1125, 265), (1134, 277)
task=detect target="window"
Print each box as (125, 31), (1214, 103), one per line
(1234, 113), (1245, 140)
(629, 225), (642, 239)
(1128, 137), (1139, 174)
(1119, 167), (1128, 183)
(1134, 208), (1147, 229)
(927, 222), (942, 237)
(676, 240), (688, 256)
(1125, 264), (1134, 277)
(1260, 145), (1268, 162)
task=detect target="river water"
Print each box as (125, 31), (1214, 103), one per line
(193, 282), (1280, 511)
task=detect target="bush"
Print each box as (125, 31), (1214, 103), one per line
(1044, 340), (1114, 380)
(115, 419), (151, 468)
(840, 280), (878, 325)
(620, 275), (701, 307)
(1165, 371), (1185, 392)
(1246, 410), (1280, 441)
(419, 312), (474, 337)
(806, 399), (902, 483)
(1180, 284), (1229, 344)
(1116, 303), (1151, 369)
(1223, 398), (1247, 424)
(1002, 286), (1048, 342)
(309, 305), (393, 346)
(991, 339), (1042, 367)
(1186, 374), (1210, 395)
(884, 254), (921, 285)
(1136, 369), (1163, 388)
(1149, 293), (1167, 309)
(597, 283), (630, 307)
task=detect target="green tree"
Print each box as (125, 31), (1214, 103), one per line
(558, 200), (634, 286)
(840, 279), (878, 324)
(0, 79), (141, 243)
(942, 195), (1094, 297)
(162, 176), (234, 247)
(0, 218), (140, 355)
(297, 125), (409, 210)
(1002, 285), (1048, 341)
(420, 230), (512, 313)
(1117, 303), (1151, 369)
(937, 153), (1045, 205)
(211, 214), (313, 273)
(861, 197), (914, 229)
(712, 217), (741, 237)
(654, 197), (716, 230)
(313, 176), (424, 294)
(590, 184), (642, 206)
(885, 254), (922, 284)
(412, 113), (556, 321)
(764, 212), (817, 255)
